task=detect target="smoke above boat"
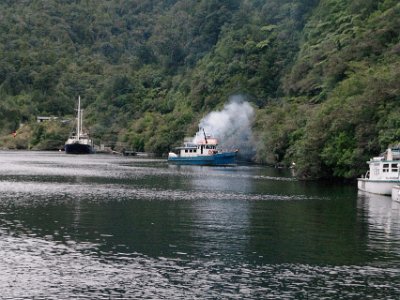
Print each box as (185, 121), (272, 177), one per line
(193, 95), (255, 161)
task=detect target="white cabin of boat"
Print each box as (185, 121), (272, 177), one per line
(363, 147), (400, 180)
(358, 146), (400, 195)
(66, 132), (93, 146)
(169, 136), (219, 158)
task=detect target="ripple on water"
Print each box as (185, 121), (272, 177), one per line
(1, 229), (399, 299)
(1, 153), (399, 299)
(0, 180), (313, 205)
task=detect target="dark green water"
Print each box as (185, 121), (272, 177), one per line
(0, 151), (399, 299)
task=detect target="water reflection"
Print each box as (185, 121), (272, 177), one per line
(190, 199), (250, 260)
(187, 165), (254, 194)
(1, 151), (400, 298)
(357, 191), (400, 259)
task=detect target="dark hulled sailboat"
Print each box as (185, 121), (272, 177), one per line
(64, 96), (94, 154)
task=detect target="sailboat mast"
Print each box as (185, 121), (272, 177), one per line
(81, 109), (84, 136)
(77, 96), (81, 140)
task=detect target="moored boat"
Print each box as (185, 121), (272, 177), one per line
(64, 96), (94, 154)
(357, 147), (400, 195)
(168, 130), (238, 166)
(391, 185), (400, 202)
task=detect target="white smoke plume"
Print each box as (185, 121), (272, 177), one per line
(193, 95), (256, 161)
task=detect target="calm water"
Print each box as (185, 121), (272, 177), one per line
(0, 151), (399, 299)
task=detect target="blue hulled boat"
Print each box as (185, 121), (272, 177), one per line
(168, 130), (238, 166)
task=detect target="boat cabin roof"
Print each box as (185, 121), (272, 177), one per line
(195, 138), (218, 145)
(174, 140), (218, 150)
(369, 147), (400, 162)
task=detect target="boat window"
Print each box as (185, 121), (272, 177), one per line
(392, 163), (398, 172)
(185, 149), (188, 153)
(383, 163), (389, 172)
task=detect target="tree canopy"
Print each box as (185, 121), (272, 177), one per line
(0, 0), (399, 179)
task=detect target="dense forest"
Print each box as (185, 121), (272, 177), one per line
(0, 0), (399, 179)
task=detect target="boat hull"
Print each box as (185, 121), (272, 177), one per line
(168, 152), (236, 166)
(357, 178), (400, 195)
(391, 185), (400, 202)
(65, 143), (94, 154)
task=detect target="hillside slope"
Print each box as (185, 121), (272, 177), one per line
(256, 0), (400, 178)
(0, 0), (399, 179)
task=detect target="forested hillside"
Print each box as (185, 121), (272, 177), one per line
(0, 0), (399, 179)
(258, 0), (400, 178)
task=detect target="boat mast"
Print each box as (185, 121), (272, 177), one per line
(77, 95), (81, 139)
(80, 109), (84, 136)
(202, 128), (208, 144)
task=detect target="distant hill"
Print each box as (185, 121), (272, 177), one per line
(0, 0), (399, 179)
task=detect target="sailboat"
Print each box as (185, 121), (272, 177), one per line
(64, 96), (94, 154)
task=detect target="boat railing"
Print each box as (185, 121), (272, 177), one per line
(371, 156), (384, 161)
(392, 153), (400, 160)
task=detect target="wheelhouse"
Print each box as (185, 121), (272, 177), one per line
(173, 141), (218, 157)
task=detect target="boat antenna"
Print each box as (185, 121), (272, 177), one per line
(202, 128), (208, 144)
(77, 95), (81, 140)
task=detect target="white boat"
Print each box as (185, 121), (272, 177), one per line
(168, 129), (238, 166)
(391, 185), (400, 202)
(357, 147), (400, 195)
(64, 96), (94, 154)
